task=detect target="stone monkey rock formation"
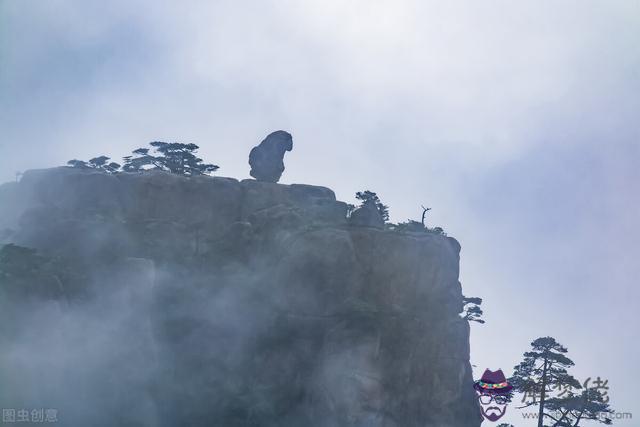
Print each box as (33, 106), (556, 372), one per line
(249, 130), (293, 183)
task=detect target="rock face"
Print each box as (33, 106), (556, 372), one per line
(0, 167), (481, 427)
(249, 130), (293, 182)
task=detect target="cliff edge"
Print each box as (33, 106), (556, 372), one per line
(0, 167), (481, 427)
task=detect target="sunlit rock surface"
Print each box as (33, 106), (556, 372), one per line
(0, 167), (481, 427)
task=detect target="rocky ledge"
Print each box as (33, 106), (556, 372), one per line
(0, 167), (480, 427)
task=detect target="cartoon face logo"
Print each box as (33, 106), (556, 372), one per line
(473, 369), (512, 422)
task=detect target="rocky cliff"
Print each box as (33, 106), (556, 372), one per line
(0, 167), (481, 427)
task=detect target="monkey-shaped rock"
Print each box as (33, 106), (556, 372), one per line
(249, 131), (293, 183)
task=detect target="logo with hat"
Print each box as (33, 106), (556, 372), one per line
(474, 368), (513, 422)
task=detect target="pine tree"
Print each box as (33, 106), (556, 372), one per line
(510, 337), (582, 427)
(355, 190), (389, 222)
(67, 156), (120, 173)
(461, 296), (484, 324)
(545, 388), (613, 426)
(122, 142), (219, 176)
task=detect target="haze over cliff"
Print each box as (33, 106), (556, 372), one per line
(0, 167), (480, 426)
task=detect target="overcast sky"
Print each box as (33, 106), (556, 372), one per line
(1, 1), (638, 425)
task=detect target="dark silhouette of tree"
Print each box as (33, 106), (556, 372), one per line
(122, 148), (159, 172)
(421, 205), (431, 226)
(88, 156), (121, 173)
(355, 190), (389, 222)
(462, 295), (484, 323)
(122, 142), (219, 176)
(67, 156), (120, 173)
(545, 388), (613, 426)
(510, 337), (582, 427)
(386, 206), (447, 235)
(391, 219), (447, 236)
(393, 220), (426, 232)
